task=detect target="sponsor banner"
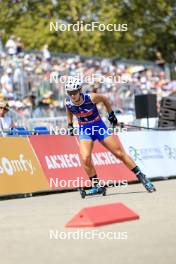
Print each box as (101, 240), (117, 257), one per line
(89, 135), (135, 182)
(118, 130), (176, 178)
(29, 135), (135, 190)
(29, 135), (90, 189)
(0, 137), (48, 195)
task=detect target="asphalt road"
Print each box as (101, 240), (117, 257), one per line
(0, 179), (176, 264)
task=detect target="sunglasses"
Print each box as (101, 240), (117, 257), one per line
(67, 90), (79, 96)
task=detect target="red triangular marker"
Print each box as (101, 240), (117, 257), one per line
(65, 203), (139, 228)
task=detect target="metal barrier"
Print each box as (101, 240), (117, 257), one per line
(27, 116), (68, 131)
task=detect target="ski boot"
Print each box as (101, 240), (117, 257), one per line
(78, 185), (106, 199)
(88, 185), (106, 196)
(137, 172), (156, 193)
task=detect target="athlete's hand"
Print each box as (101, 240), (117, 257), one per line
(108, 111), (118, 127)
(67, 123), (74, 136)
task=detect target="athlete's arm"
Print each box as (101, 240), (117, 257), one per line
(65, 106), (74, 135)
(90, 93), (118, 126)
(90, 93), (112, 113)
(65, 106), (73, 124)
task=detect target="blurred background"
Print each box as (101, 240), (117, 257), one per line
(0, 0), (176, 129)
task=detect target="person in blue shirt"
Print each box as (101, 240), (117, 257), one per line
(65, 77), (156, 197)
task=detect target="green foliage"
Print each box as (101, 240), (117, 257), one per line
(0, 0), (175, 62)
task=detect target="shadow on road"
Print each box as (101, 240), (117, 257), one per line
(85, 190), (146, 199)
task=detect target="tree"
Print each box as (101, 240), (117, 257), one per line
(0, 0), (175, 62)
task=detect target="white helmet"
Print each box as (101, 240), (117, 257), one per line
(65, 77), (82, 92)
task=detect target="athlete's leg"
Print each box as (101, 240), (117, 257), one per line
(79, 139), (104, 196)
(79, 139), (96, 178)
(100, 135), (156, 192)
(100, 135), (136, 169)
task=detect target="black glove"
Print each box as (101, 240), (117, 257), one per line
(108, 111), (118, 126)
(67, 123), (74, 136)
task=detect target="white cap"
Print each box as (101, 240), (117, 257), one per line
(6, 68), (12, 74)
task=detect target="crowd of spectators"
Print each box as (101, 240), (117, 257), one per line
(0, 35), (176, 126)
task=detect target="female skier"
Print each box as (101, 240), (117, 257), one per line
(65, 77), (156, 197)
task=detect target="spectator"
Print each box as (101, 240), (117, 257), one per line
(42, 44), (51, 63)
(16, 37), (24, 54)
(5, 36), (17, 56)
(13, 63), (29, 98)
(0, 38), (174, 121)
(0, 102), (14, 134)
(0, 68), (14, 98)
(155, 51), (165, 71)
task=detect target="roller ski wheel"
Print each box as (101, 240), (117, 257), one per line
(138, 173), (156, 193)
(99, 186), (106, 196)
(79, 188), (86, 199)
(145, 182), (156, 193)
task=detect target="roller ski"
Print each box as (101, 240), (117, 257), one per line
(137, 172), (156, 193)
(79, 185), (106, 199)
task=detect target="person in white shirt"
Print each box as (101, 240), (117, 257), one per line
(5, 36), (17, 56)
(42, 44), (51, 62)
(0, 102), (14, 134)
(0, 68), (14, 98)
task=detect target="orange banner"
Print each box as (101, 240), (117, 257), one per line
(0, 137), (48, 195)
